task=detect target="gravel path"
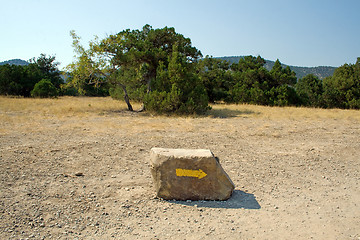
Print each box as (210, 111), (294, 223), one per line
(1, 108), (359, 239)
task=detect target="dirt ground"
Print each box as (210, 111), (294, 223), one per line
(0, 97), (359, 239)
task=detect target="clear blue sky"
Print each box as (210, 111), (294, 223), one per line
(1, 0), (359, 69)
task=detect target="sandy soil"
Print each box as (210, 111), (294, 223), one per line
(0, 98), (359, 239)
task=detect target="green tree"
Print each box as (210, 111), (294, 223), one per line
(270, 59), (297, 86)
(31, 79), (58, 98)
(226, 56), (299, 106)
(22, 64), (43, 96)
(0, 64), (24, 95)
(232, 55), (266, 72)
(29, 54), (63, 89)
(0, 54), (63, 97)
(227, 56), (273, 105)
(267, 85), (299, 106)
(197, 56), (232, 102)
(94, 25), (204, 112)
(0, 63), (42, 97)
(144, 45), (209, 114)
(296, 74), (324, 107)
(66, 31), (109, 96)
(323, 58), (360, 109)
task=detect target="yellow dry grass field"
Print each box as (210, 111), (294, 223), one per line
(1, 96), (359, 239)
(1, 96), (359, 120)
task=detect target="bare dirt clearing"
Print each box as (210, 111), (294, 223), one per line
(1, 97), (359, 239)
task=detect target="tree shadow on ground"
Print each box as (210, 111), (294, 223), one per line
(101, 109), (144, 116)
(170, 190), (261, 209)
(206, 108), (259, 118)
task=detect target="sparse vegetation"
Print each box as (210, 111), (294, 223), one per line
(1, 96), (359, 239)
(1, 96), (359, 121)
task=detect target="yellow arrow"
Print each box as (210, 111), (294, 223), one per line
(176, 168), (207, 179)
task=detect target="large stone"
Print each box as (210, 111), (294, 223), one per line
(150, 148), (235, 201)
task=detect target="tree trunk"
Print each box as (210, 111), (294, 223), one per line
(118, 73), (153, 112)
(120, 84), (133, 111)
(124, 93), (133, 111)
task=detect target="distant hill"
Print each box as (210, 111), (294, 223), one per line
(0, 59), (29, 66)
(217, 56), (336, 79)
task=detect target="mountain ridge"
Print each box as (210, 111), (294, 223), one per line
(0, 59), (29, 66)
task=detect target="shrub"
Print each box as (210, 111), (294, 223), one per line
(31, 79), (58, 98)
(143, 46), (210, 115)
(144, 83), (210, 115)
(296, 74), (324, 107)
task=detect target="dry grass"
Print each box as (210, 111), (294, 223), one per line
(208, 103), (360, 121)
(2, 96), (360, 240)
(0, 96), (131, 117)
(1, 96), (359, 122)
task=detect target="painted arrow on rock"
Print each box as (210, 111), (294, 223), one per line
(175, 168), (207, 179)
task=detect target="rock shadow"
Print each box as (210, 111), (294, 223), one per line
(170, 190), (261, 209)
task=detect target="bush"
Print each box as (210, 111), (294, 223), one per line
(322, 60), (360, 109)
(144, 83), (210, 115)
(267, 85), (299, 106)
(296, 74), (324, 107)
(143, 46), (210, 115)
(61, 86), (79, 96)
(31, 79), (58, 98)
